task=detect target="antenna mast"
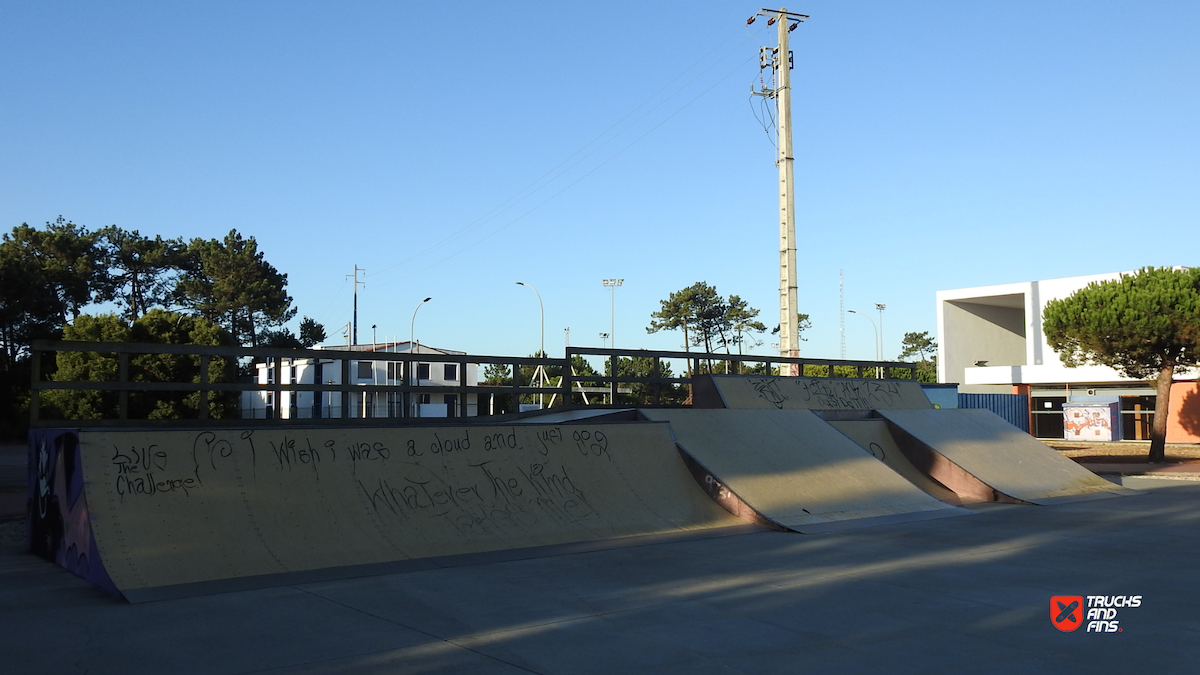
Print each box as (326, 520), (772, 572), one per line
(750, 8), (807, 374)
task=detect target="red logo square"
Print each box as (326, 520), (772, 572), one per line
(1051, 595), (1084, 632)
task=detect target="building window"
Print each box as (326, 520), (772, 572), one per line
(357, 361), (373, 379)
(444, 364), (458, 382)
(418, 394), (431, 405)
(445, 394), (458, 417)
(387, 362), (397, 380)
(418, 363), (430, 380)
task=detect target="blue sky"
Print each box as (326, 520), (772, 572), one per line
(3, 1), (1197, 362)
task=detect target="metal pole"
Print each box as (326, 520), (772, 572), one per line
(602, 278), (623, 349)
(848, 310), (880, 377)
(515, 282), (544, 357)
(410, 297), (431, 416)
(875, 303), (887, 363)
(517, 282), (546, 408)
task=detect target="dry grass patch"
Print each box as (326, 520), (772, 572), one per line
(1049, 441), (1200, 463)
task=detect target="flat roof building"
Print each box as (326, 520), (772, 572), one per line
(937, 271), (1198, 441)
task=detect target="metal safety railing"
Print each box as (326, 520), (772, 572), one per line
(28, 339), (918, 427)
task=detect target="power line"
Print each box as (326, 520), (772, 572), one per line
(373, 52), (763, 286)
(367, 24), (770, 287)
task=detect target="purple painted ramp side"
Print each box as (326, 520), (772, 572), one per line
(27, 429), (120, 599)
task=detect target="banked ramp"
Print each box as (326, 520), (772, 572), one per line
(690, 375), (1129, 505)
(33, 423), (743, 601)
(693, 374), (933, 411)
(879, 408), (1133, 504)
(641, 409), (969, 532)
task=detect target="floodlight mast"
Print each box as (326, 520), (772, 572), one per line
(749, 8), (807, 375)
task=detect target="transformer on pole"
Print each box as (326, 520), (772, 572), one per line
(750, 8), (807, 374)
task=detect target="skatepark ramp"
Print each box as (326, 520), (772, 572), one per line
(688, 375), (1133, 506)
(27, 375), (1135, 601)
(28, 423), (744, 602)
(641, 409), (970, 532)
(692, 374), (934, 410)
(878, 408), (1132, 504)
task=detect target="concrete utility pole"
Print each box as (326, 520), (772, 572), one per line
(750, 8), (807, 374)
(347, 265), (366, 345)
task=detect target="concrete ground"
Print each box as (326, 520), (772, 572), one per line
(0, 442), (26, 520)
(2, 475), (1198, 674)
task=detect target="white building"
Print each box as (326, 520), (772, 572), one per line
(937, 270), (1198, 440)
(242, 342), (479, 419)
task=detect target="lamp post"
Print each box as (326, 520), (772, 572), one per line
(602, 278), (623, 349)
(515, 282), (544, 357)
(847, 309), (881, 377)
(875, 303), (887, 362)
(517, 282), (547, 408)
(409, 297), (431, 417)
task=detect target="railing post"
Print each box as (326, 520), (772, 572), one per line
(273, 356), (283, 420)
(340, 356), (350, 419)
(609, 353), (618, 405)
(29, 345), (42, 427)
(459, 358), (468, 418)
(561, 350), (573, 407)
(199, 354), (210, 419)
(652, 356), (661, 405)
(118, 353), (129, 420)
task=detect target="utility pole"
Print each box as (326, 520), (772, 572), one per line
(750, 8), (807, 374)
(346, 265), (366, 345)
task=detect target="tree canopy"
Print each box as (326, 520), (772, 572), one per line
(647, 282), (771, 356)
(41, 310), (237, 421)
(1, 218), (309, 434)
(898, 331), (938, 383)
(175, 229), (296, 347)
(99, 226), (185, 320)
(1043, 266), (1200, 461)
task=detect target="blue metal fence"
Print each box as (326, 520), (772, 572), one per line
(959, 393), (1030, 433)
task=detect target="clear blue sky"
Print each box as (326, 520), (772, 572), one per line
(3, 1), (1197, 361)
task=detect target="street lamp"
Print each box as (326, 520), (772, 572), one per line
(409, 297), (431, 417)
(847, 309), (881, 377)
(409, 297), (432, 354)
(515, 282), (544, 357)
(517, 282), (548, 408)
(602, 278), (623, 349)
(599, 332), (610, 349)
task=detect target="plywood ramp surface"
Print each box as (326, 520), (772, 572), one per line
(642, 409), (965, 532)
(825, 419), (970, 505)
(696, 375), (932, 410)
(878, 409), (1132, 504)
(80, 423), (740, 592)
